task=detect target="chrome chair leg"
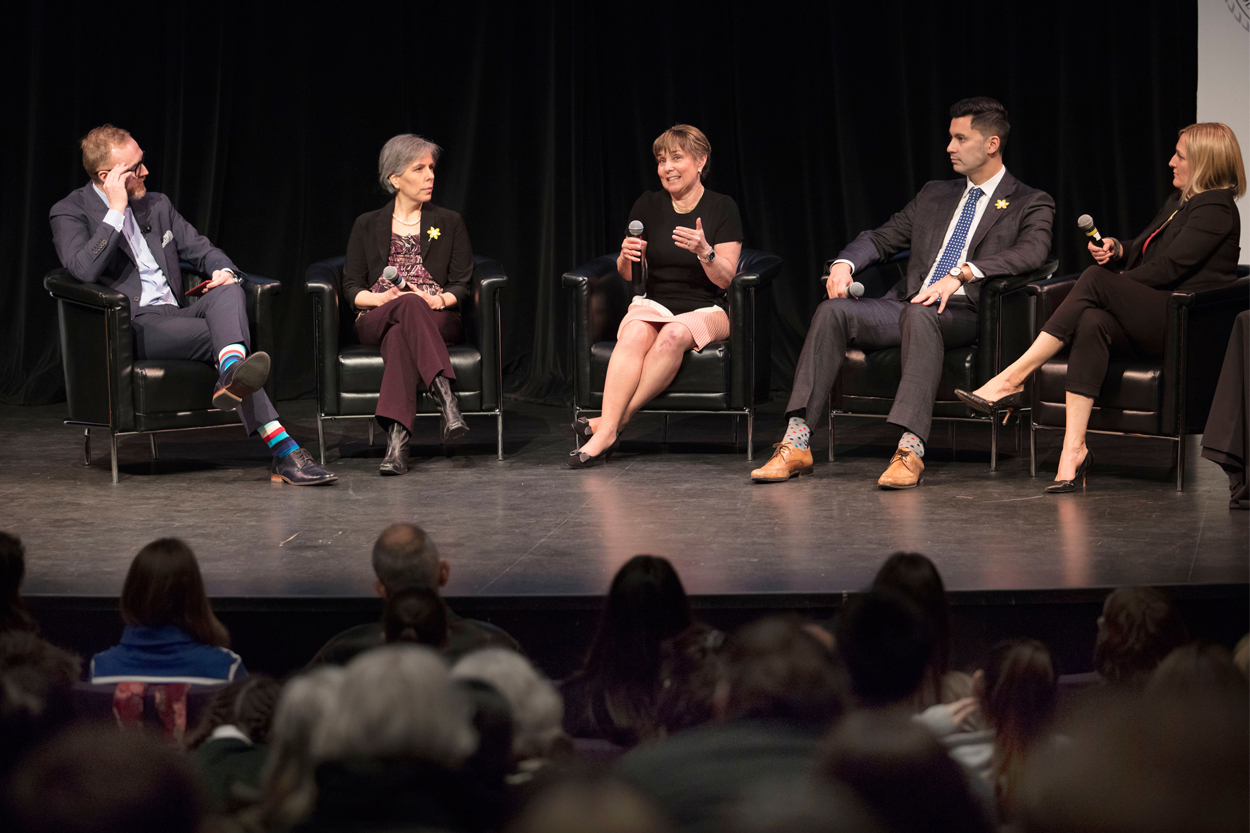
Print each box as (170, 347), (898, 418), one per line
(1029, 422), (1038, 477)
(949, 422), (957, 461)
(990, 419), (998, 472)
(110, 432), (119, 484)
(828, 411), (835, 463)
(150, 434), (159, 460)
(82, 429), (91, 466)
(1176, 436), (1185, 492)
(317, 416), (327, 465)
(662, 415), (669, 446)
(746, 409), (755, 462)
(367, 420), (375, 446)
(496, 412), (504, 462)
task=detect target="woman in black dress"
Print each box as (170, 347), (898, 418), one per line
(958, 123), (1245, 491)
(570, 125), (743, 467)
(343, 135), (472, 475)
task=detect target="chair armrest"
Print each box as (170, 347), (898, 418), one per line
(1162, 276), (1250, 432)
(728, 250), (783, 408)
(44, 268), (129, 310)
(730, 249), (783, 290)
(305, 259), (345, 417)
(564, 255), (629, 408)
(1168, 276), (1250, 309)
(980, 259), (1059, 300)
(472, 256), (509, 411)
(976, 260), (1059, 380)
(1024, 272), (1081, 336)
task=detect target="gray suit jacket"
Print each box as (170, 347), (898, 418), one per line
(49, 182), (237, 318)
(833, 170), (1055, 307)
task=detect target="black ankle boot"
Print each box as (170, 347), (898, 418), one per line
(430, 376), (469, 443)
(379, 422), (410, 475)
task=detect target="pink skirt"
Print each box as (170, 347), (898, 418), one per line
(616, 299), (730, 351)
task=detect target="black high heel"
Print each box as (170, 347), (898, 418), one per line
(1045, 448), (1094, 493)
(567, 436), (621, 468)
(955, 388), (1025, 424)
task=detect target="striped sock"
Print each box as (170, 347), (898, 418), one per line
(783, 417), (810, 451)
(260, 420), (299, 459)
(899, 431), (925, 457)
(218, 344), (246, 372)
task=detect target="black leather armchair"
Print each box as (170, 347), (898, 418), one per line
(829, 254), (1059, 469)
(562, 249), (780, 460)
(1027, 269), (1250, 490)
(44, 265), (281, 483)
(305, 255), (507, 461)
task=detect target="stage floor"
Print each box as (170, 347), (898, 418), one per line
(2, 399), (1246, 600)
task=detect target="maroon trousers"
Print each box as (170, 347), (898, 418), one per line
(355, 293), (463, 431)
(1041, 266), (1170, 399)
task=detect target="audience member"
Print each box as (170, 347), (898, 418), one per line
(233, 666), (345, 833)
(818, 711), (993, 833)
(0, 632), (80, 781)
(616, 616), (844, 833)
(0, 533), (37, 634)
(4, 725), (205, 833)
(944, 639), (1057, 822)
(456, 678), (516, 799)
(1017, 689), (1248, 833)
(727, 779), (885, 833)
(186, 674), (282, 812)
(506, 775), (674, 833)
(1093, 587), (1188, 689)
(870, 553), (956, 710)
(384, 586), (449, 648)
(655, 623), (726, 738)
(298, 645), (498, 833)
(452, 648), (568, 771)
(561, 555), (695, 747)
(309, 523), (519, 665)
(1146, 642), (1249, 698)
(90, 538), (245, 683)
(1233, 634), (1249, 677)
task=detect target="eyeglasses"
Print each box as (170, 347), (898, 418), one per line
(99, 157), (146, 178)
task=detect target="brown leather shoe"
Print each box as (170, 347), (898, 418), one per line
(878, 449), (924, 489)
(750, 442), (814, 482)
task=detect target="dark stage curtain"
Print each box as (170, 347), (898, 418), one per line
(1, 1), (1196, 405)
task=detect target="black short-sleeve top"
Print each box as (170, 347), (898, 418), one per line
(628, 189), (743, 315)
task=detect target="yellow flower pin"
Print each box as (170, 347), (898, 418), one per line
(995, 199), (1009, 209)
(428, 227), (441, 240)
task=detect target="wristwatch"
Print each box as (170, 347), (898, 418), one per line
(700, 248), (716, 264)
(948, 266), (964, 281)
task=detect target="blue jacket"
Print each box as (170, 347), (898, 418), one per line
(90, 625), (246, 684)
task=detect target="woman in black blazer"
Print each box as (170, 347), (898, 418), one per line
(958, 123), (1246, 491)
(343, 134), (474, 475)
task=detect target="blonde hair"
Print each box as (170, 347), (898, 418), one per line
(653, 124), (712, 179)
(1178, 123), (1247, 201)
(80, 124), (131, 176)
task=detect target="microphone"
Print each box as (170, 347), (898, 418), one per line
(142, 224), (151, 234)
(382, 265), (406, 290)
(848, 282), (864, 299)
(627, 220), (645, 294)
(1077, 214), (1106, 247)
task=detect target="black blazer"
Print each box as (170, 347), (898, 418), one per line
(1115, 188), (1241, 293)
(342, 201), (473, 312)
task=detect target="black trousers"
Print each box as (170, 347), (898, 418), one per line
(130, 282), (279, 434)
(1041, 266), (1170, 399)
(355, 293), (462, 432)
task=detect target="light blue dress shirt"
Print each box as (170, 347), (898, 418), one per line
(93, 184), (176, 307)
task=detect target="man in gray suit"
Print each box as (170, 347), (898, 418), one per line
(751, 97), (1054, 488)
(50, 124), (335, 485)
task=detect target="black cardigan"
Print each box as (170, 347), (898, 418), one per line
(1116, 187), (1241, 293)
(342, 200), (474, 312)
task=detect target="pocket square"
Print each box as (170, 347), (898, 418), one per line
(162, 230), (173, 247)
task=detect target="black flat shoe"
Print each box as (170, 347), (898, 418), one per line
(955, 388), (1025, 423)
(1045, 448), (1094, 493)
(430, 376), (469, 443)
(213, 352), (271, 411)
(567, 437), (620, 469)
(379, 422), (410, 476)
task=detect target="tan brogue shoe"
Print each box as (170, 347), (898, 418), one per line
(751, 441), (814, 482)
(877, 449), (924, 489)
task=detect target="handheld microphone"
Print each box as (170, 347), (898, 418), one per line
(627, 221), (645, 294)
(382, 265), (406, 290)
(848, 282), (864, 299)
(1077, 214), (1106, 247)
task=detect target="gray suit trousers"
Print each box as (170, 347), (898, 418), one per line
(785, 297), (979, 443)
(130, 282), (279, 435)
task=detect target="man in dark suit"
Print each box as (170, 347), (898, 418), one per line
(751, 97), (1055, 488)
(49, 124), (335, 485)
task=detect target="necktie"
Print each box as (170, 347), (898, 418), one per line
(924, 186), (984, 289)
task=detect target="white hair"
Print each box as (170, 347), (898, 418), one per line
(258, 666), (346, 828)
(452, 648), (565, 760)
(312, 646), (476, 767)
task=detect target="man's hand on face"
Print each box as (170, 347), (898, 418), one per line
(101, 164), (131, 213)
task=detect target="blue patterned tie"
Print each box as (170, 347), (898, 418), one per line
(924, 186), (984, 289)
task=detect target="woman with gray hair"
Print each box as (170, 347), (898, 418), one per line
(452, 648), (568, 767)
(342, 134), (474, 475)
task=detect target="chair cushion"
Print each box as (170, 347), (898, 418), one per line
(1034, 359), (1164, 434)
(837, 346), (978, 416)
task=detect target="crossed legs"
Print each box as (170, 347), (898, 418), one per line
(580, 321), (696, 457)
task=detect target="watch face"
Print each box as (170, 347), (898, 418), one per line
(949, 267), (963, 277)
(707, 251), (715, 263)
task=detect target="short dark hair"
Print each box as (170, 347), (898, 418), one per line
(384, 586), (448, 648)
(185, 674), (283, 749)
(0, 531), (37, 633)
(721, 615), (845, 726)
(836, 589), (935, 708)
(1147, 642), (1248, 698)
(951, 97), (1010, 147)
(120, 539), (229, 648)
(1094, 587), (1188, 688)
(6, 725), (205, 833)
(655, 623), (725, 736)
(372, 523), (441, 594)
(0, 632), (81, 778)
(872, 552), (950, 705)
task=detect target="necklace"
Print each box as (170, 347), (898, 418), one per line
(392, 211), (421, 227)
(671, 185), (704, 214)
